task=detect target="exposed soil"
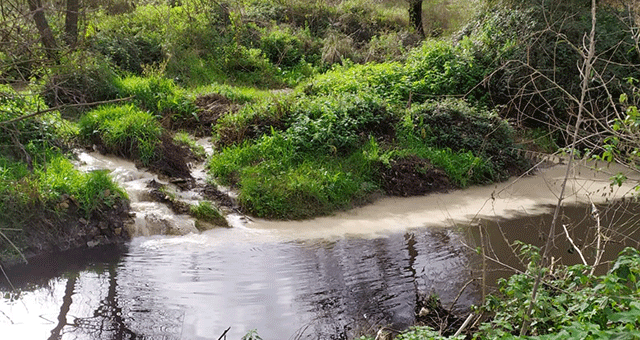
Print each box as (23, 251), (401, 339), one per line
(146, 179), (191, 215)
(0, 197), (132, 266)
(147, 133), (193, 179)
(162, 93), (239, 137)
(201, 184), (236, 208)
(380, 155), (453, 196)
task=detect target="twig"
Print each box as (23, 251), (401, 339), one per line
(590, 201), (604, 276)
(217, 327), (230, 340)
(562, 224), (588, 266)
(0, 230), (27, 264)
(0, 263), (16, 291)
(453, 313), (475, 337)
(0, 96), (134, 126)
(448, 279), (476, 313)
(520, 0), (597, 336)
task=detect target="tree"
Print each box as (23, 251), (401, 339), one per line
(64, 0), (79, 47)
(409, 0), (424, 36)
(27, 0), (58, 61)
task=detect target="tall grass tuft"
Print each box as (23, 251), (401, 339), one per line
(78, 104), (163, 165)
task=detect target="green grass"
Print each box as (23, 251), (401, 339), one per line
(194, 83), (274, 104)
(116, 75), (196, 118)
(0, 152), (126, 224)
(208, 132), (380, 219)
(78, 104), (163, 165)
(190, 201), (228, 228)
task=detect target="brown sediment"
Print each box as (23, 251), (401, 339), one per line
(201, 183), (236, 208)
(146, 179), (191, 215)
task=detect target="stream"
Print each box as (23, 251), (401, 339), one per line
(2, 148), (640, 339)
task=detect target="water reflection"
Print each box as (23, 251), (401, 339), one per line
(1, 226), (479, 340)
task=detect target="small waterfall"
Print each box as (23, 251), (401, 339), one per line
(74, 138), (238, 237)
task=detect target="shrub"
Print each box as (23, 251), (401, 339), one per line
(476, 246), (640, 339)
(42, 53), (120, 109)
(285, 92), (393, 155)
(398, 99), (528, 182)
(403, 38), (487, 103)
(78, 104), (162, 165)
(91, 32), (164, 74)
(465, 1), (640, 128)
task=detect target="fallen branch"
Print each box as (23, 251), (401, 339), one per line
(562, 224), (588, 266)
(0, 230), (27, 264)
(453, 313), (475, 337)
(0, 96), (134, 126)
(448, 279), (476, 313)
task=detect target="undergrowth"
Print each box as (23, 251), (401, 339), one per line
(365, 247), (640, 339)
(0, 86), (127, 259)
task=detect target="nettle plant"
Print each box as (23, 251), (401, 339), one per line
(476, 246), (640, 339)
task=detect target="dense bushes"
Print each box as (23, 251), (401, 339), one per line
(91, 33), (164, 74)
(42, 54), (121, 108)
(305, 38), (488, 105)
(286, 93), (393, 154)
(208, 89), (526, 218)
(464, 0), (640, 126)
(399, 99), (528, 181)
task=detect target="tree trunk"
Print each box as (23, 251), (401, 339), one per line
(409, 0), (424, 37)
(64, 0), (79, 47)
(27, 0), (58, 60)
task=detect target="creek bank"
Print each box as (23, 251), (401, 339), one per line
(0, 196), (132, 267)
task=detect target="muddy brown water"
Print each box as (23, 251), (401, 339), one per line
(2, 158), (640, 339)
